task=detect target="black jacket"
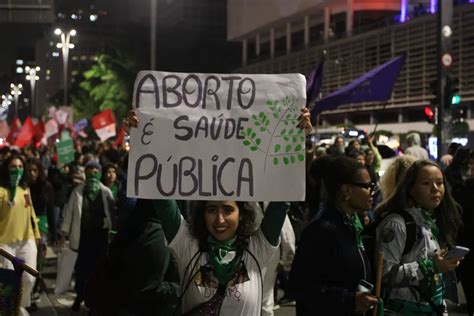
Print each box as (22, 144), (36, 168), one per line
(289, 203), (371, 316)
(110, 199), (180, 315)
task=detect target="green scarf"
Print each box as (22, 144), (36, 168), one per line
(336, 205), (364, 249)
(9, 168), (24, 203)
(85, 172), (102, 201)
(207, 235), (240, 286)
(110, 183), (118, 199)
(353, 212), (364, 249)
(420, 209), (440, 241)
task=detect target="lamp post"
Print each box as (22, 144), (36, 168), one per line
(25, 66), (40, 117)
(10, 83), (23, 119)
(54, 28), (76, 106)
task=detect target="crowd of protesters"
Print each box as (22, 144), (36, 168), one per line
(0, 113), (473, 316)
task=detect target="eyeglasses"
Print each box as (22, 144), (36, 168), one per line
(348, 182), (376, 192)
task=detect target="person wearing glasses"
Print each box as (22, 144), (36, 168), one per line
(375, 160), (463, 315)
(290, 156), (379, 315)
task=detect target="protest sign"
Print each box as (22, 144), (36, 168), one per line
(92, 109), (116, 142)
(56, 139), (74, 164)
(127, 71), (306, 201)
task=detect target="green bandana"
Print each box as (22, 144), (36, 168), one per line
(85, 172), (102, 201)
(353, 213), (364, 249)
(421, 209), (440, 241)
(207, 235), (240, 286)
(9, 168), (24, 203)
(110, 183), (118, 199)
(336, 205), (364, 249)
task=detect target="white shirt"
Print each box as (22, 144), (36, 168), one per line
(169, 218), (278, 315)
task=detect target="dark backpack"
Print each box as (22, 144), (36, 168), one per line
(361, 209), (418, 276)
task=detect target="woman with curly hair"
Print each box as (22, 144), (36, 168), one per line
(375, 160), (464, 315)
(379, 155), (417, 201)
(125, 108), (311, 315)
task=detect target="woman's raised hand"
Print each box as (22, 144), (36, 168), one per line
(297, 107), (313, 136)
(122, 110), (139, 135)
(434, 249), (463, 273)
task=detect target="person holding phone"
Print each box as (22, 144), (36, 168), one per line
(290, 156), (379, 315)
(375, 160), (464, 315)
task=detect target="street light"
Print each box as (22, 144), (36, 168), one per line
(54, 28), (76, 106)
(25, 66), (40, 117)
(10, 84), (23, 119)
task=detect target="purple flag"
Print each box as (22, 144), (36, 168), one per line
(312, 54), (406, 119)
(306, 58), (325, 106)
(74, 118), (88, 133)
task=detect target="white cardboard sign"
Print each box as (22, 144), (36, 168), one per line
(127, 71), (306, 201)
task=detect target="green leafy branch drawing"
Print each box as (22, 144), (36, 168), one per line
(240, 127), (265, 153)
(270, 143), (305, 166)
(251, 112), (271, 134)
(240, 95), (304, 170)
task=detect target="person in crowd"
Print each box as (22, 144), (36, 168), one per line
(440, 142), (461, 170)
(346, 149), (366, 166)
(258, 205), (296, 316)
(48, 158), (72, 243)
(328, 135), (345, 156)
(379, 155), (417, 201)
(101, 163), (120, 201)
(375, 160), (463, 315)
(452, 151), (474, 316)
(290, 156), (379, 315)
(60, 160), (115, 311)
(0, 154), (40, 314)
(123, 108), (311, 315)
(345, 139), (362, 156)
(404, 132), (428, 160)
(98, 198), (181, 315)
(445, 146), (471, 193)
(364, 135), (383, 175)
(27, 158), (55, 304)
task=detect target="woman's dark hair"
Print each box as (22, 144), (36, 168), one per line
(189, 201), (256, 252)
(323, 156), (368, 198)
(26, 158), (46, 184)
(0, 154), (30, 189)
(376, 159), (462, 247)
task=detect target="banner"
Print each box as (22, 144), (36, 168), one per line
(6, 118), (21, 145)
(127, 71), (306, 201)
(0, 120), (9, 138)
(56, 139), (74, 164)
(45, 119), (59, 139)
(312, 54), (406, 118)
(92, 109), (116, 142)
(13, 117), (34, 148)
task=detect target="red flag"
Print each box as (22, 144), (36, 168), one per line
(92, 109), (116, 142)
(13, 117), (34, 148)
(33, 120), (45, 141)
(114, 126), (125, 147)
(6, 118), (21, 144)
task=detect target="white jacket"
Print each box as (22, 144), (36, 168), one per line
(376, 207), (439, 305)
(61, 183), (114, 250)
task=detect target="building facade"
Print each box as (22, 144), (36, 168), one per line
(229, 0), (474, 135)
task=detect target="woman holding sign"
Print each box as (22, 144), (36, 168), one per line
(124, 108), (312, 315)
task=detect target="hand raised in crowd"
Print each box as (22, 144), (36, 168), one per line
(434, 249), (463, 273)
(297, 107), (313, 136)
(355, 292), (379, 313)
(122, 109), (139, 134)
